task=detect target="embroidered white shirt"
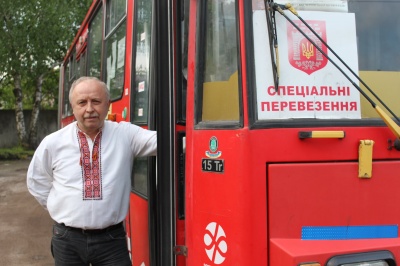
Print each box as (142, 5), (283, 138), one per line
(27, 121), (156, 229)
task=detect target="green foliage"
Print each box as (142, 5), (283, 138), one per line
(0, 82), (14, 109)
(0, 146), (34, 160)
(0, 0), (92, 109)
(41, 70), (60, 110)
(0, 71), (59, 109)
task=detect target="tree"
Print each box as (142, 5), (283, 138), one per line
(0, 0), (91, 148)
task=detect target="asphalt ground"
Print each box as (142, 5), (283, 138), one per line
(0, 158), (54, 265)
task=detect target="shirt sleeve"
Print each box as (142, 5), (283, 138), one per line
(27, 139), (53, 210)
(122, 122), (157, 157)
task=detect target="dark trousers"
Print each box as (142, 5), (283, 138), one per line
(51, 222), (131, 266)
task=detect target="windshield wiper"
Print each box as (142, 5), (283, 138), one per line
(265, 0), (280, 91)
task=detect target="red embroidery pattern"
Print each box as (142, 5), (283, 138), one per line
(78, 131), (102, 200)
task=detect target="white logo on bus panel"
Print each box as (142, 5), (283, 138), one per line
(204, 222), (228, 264)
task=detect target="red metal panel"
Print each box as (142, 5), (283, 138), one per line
(185, 129), (268, 265)
(268, 161), (400, 264)
(129, 194), (149, 266)
(270, 238), (400, 265)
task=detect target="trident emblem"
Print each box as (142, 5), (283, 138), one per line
(302, 42), (314, 59)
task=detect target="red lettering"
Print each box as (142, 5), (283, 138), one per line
(298, 101), (305, 111)
(261, 102), (269, 111)
(350, 101), (357, 111)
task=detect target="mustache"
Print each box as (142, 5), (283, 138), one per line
(84, 115), (99, 119)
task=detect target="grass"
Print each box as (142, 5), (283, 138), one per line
(0, 146), (35, 160)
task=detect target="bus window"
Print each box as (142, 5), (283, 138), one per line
(62, 63), (72, 118)
(105, 23), (126, 100)
(131, 157), (148, 198)
(349, 1), (400, 72)
(178, 0), (190, 123)
(76, 58), (81, 79)
(106, 0), (126, 33)
(87, 7), (103, 79)
(79, 52), (87, 77)
(348, 1), (400, 120)
(131, 1), (153, 198)
(64, 55), (76, 118)
(199, 0), (240, 123)
(132, 1), (152, 124)
(105, 0), (126, 100)
(69, 52), (76, 82)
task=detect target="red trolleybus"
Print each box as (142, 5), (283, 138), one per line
(59, 0), (400, 265)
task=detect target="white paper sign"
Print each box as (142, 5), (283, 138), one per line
(253, 10), (360, 120)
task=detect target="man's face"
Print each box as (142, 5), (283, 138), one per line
(70, 79), (110, 137)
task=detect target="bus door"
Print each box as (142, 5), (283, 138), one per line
(129, 0), (189, 265)
(185, 0), (247, 264)
(127, 0), (154, 265)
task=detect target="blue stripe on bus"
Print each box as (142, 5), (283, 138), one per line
(301, 225), (398, 240)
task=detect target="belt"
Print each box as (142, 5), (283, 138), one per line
(56, 222), (123, 234)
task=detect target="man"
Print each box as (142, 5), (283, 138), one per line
(27, 76), (156, 265)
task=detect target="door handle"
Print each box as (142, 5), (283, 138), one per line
(298, 131), (345, 139)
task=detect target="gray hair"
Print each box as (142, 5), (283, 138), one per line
(69, 77), (110, 103)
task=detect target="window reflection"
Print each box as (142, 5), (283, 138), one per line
(132, 0), (152, 123)
(88, 8), (103, 78)
(106, 0), (126, 34)
(348, 1), (400, 71)
(105, 23), (126, 100)
(204, 0), (238, 82)
(131, 157), (148, 197)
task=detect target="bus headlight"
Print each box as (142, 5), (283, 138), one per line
(341, 261), (388, 266)
(326, 251), (395, 266)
